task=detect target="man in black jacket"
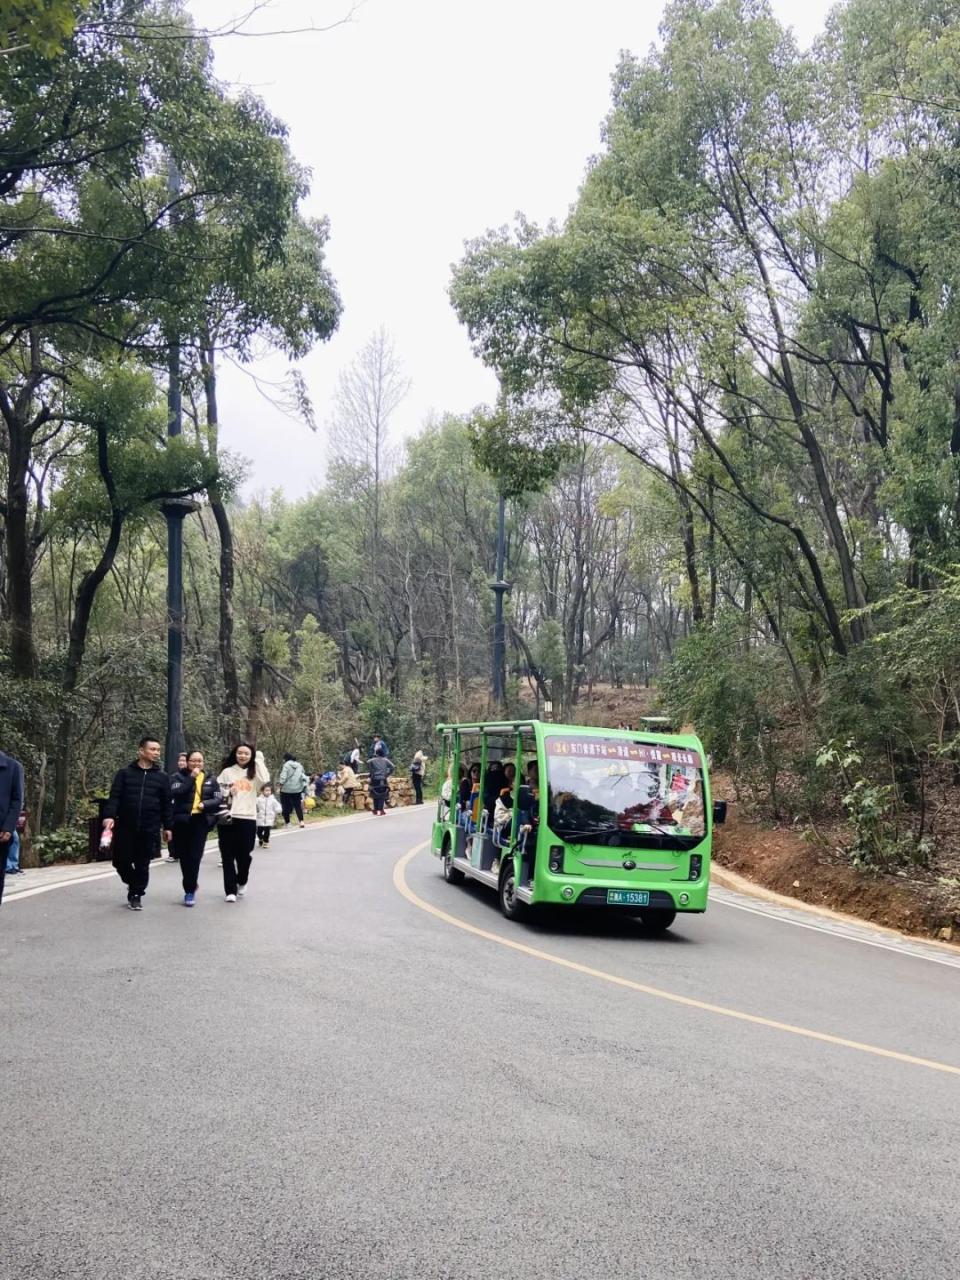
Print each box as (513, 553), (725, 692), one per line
(102, 737), (173, 911)
(0, 748), (24, 906)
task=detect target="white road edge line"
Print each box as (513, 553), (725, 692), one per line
(713, 890), (960, 971)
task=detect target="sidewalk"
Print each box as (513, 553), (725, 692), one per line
(3, 804), (428, 902)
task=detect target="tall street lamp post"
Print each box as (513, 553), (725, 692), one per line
(163, 345), (195, 770)
(491, 490), (509, 711)
(163, 157), (196, 770)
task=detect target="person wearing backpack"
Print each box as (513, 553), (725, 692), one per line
(277, 752), (308, 828)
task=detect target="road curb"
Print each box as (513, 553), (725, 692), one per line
(711, 861), (960, 956)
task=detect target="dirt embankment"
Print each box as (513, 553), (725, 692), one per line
(564, 684), (960, 943)
(712, 779), (960, 943)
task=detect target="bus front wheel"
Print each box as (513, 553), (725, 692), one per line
(499, 861), (527, 921)
(638, 907), (676, 933)
(442, 845), (464, 885)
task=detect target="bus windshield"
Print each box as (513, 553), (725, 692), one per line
(546, 736), (706, 846)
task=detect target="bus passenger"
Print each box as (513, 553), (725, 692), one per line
(440, 767), (454, 815)
(483, 759), (506, 821)
(493, 787), (513, 837)
(458, 764), (476, 809)
(459, 763), (481, 829)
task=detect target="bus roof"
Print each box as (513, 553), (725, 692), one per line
(435, 719), (703, 750)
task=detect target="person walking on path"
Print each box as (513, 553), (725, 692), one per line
(410, 749), (427, 805)
(367, 745), (394, 817)
(277, 753), (308, 828)
(0, 749), (24, 906)
(102, 737), (172, 911)
(256, 785), (282, 847)
(217, 743), (269, 902)
(169, 750), (222, 906)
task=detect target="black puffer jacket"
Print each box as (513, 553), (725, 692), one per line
(103, 762), (173, 832)
(169, 768), (223, 826)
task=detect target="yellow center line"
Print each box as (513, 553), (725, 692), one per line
(394, 843), (960, 1079)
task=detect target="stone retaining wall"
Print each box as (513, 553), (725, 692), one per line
(318, 773), (417, 811)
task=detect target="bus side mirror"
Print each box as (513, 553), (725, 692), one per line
(712, 800), (727, 826)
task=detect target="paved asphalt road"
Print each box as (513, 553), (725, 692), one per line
(1, 809), (959, 1280)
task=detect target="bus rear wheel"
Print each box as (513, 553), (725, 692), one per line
(638, 907), (676, 933)
(499, 861), (527, 921)
(442, 844), (464, 885)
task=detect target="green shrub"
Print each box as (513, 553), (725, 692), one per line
(815, 740), (931, 870)
(33, 826), (89, 866)
(659, 620), (782, 766)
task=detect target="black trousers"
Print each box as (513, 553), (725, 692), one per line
(218, 819), (256, 895)
(257, 825), (273, 845)
(280, 792), (303, 824)
(112, 827), (160, 898)
(371, 783), (388, 814)
(171, 815), (208, 893)
(411, 772), (424, 804)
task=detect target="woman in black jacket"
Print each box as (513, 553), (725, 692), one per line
(169, 749), (222, 906)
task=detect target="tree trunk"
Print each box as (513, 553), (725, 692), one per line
(246, 627), (266, 743)
(5, 409), (37, 678)
(203, 343), (241, 731)
(52, 426), (125, 825)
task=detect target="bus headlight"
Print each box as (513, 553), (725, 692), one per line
(679, 892), (690, 905)
(549, 845), (564, 874)
(689, 855), (702, 881)
(561, 886), (575, 900)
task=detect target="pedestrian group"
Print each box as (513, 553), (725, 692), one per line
(0, 732), (429, 909)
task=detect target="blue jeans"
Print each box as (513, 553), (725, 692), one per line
(5, 831), (19, 873)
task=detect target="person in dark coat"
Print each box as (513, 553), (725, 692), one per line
(169, 749), (222, 907)
(367, 746), (394, 816)
(0, 749), (24, 906)
(102, 736), (173, 910)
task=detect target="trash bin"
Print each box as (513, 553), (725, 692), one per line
(89, 796), (111, 861)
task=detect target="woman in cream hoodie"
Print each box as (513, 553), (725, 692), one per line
(217, 742), (270, 902)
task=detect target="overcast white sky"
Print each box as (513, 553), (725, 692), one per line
(188, 0), (837, 496)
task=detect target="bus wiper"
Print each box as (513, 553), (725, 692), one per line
(634, 821), (677, 838)
(554, 825), (619, 844)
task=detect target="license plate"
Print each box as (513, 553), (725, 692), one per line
(607, 889), (650, 906)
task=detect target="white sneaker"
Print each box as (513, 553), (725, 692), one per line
(225, 893), (237, 903)
(237, 885), (247, 898)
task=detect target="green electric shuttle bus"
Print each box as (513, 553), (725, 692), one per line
(432, 720), (725, 931)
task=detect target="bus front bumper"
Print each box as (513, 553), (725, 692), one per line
(536, 879), (709, 912)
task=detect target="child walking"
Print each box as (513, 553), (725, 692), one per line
(256, 784), (283, 847)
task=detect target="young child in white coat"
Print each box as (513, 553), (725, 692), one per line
(256, 784), (283, 847)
